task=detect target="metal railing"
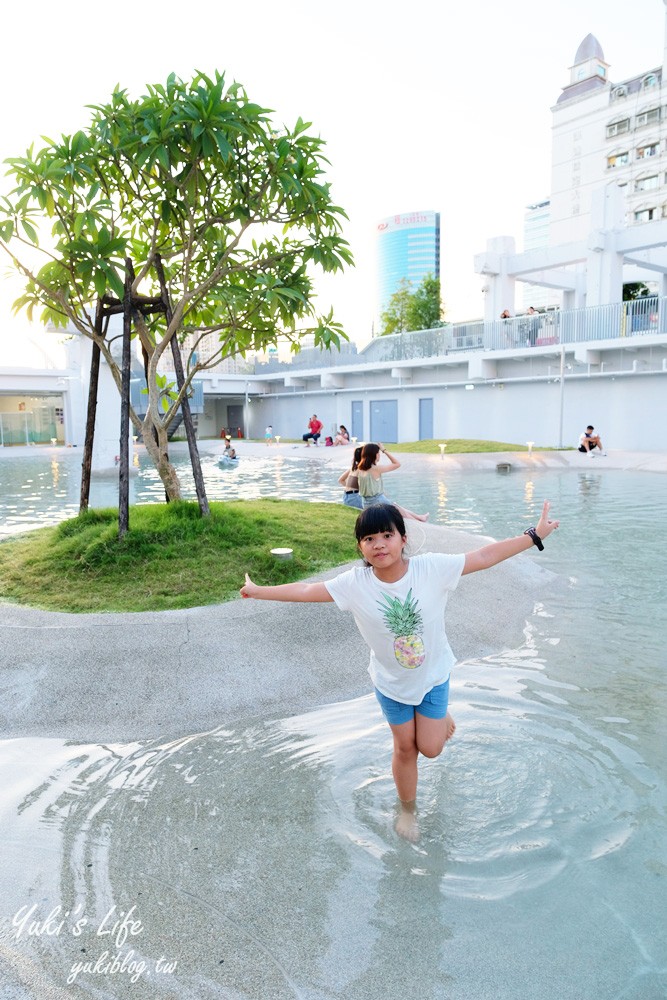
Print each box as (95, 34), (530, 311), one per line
(252, 297), (665, 373)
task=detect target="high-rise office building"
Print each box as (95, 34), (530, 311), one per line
(376, 210), (440, 326)
(522, 199), (561, 309)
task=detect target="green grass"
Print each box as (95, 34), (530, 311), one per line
(0, 500), (360, 614)
(387, 438), (563, 454)
(240, 438), (565, 452)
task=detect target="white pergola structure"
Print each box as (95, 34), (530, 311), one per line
(475, 185), (667, 320)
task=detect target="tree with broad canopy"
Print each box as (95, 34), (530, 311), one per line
(380, 273), (443, 336)
(0, 70), (353, 502)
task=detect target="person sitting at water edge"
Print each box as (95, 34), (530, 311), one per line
(338, 446), (364, 509)
(357, 443), (428, 522)
(578, 425), (606, 456)
(241, 500), (559, 842)
(303, 415), (323, 446)
(334, 425), (350, 446)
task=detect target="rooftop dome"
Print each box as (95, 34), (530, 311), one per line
(574, 33), (605, 64)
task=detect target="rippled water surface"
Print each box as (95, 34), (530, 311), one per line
(0, 450), (666, 997)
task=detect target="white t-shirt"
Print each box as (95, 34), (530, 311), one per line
(324, 553), (465, 705)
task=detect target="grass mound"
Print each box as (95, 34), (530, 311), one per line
(0, 500), (360, 613)
(388, 438), (548, 454)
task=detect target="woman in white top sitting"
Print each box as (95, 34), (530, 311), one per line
(356, 443), (428, 522)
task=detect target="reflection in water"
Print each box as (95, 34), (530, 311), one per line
(578, 470), (602, 498)
(1, 459), (666, 995)
(436, 480), (448, 517)
(0, 626), (665, 997)
(523, 477), (534, 506)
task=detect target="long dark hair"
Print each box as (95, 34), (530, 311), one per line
(354, 503), (406, 544)
(358, 442), (380, 471)
(351, 445), (362, 471)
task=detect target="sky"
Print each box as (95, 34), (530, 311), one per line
(1, 0), (666, 362)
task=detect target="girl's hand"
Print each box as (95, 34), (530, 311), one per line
(536, 500), (559, 540)
(241, 573), (257, 598)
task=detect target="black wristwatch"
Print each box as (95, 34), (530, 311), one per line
(524, 527), (544, 551)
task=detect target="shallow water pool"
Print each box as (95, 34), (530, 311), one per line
(0, 452), (665, 997)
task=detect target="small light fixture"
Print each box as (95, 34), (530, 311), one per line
(275, 435), (281, 445)
(351, 436), (358, 445)
(271, 547), (293, 560)
(526, 441), (534, 454)
(438, 443), (447, 458)
(465, 384), (475, 391)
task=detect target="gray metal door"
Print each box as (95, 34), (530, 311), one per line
(419, 398), (433, 440)
(370, 399), (398, 443)
(351, 401), (363, 440)
(227, 404), (244, 437)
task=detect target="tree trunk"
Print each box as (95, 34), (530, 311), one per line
(80, 304), (107, 512)
(142, 417), (183, 500)
(118, 261), (133, 539)
(155, 254), (210, 517)
(80, 344), (100, 513)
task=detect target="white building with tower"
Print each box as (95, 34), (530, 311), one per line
(478, 1), (667, 319)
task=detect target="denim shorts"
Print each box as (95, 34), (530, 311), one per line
(362, 493), (391, 508)
(374, 679), (450, 726)
(343, 491), (364, 509)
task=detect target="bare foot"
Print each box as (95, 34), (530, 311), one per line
(443, 713), (456, 744)
(395, 800), (420, 843)
(415, 512), (429, 522)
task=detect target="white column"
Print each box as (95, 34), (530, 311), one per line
(585, 187), (624, 307)
(475, 236), (517, 321)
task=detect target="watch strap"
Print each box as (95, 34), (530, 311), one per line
(524, 527), (544, 551)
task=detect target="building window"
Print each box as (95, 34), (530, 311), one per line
(637, 142), (660, 159)
(662, 203), (667, 219)
(606, 119), (630, 137)
(612, 86), (628, 100)
(607, 151), (629, 168)
(642, 74), (658, 89)
(636, 175), (660, 192)
(634, 207), (656, 222)
(635, 108), (661, 128)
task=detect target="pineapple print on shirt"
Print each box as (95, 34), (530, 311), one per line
(378, 588), (425, 669)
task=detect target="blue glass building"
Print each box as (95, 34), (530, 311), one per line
(376, 210), (440, 325)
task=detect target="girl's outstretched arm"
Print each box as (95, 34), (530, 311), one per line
(462, 500), (559, 576)
(241, 574), (334, 602)
(377, 444), (401, 472)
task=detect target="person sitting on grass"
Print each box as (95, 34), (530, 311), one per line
(241, 500), (559, 842)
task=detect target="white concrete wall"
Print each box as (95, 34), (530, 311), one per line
(244, 372), (665, 451)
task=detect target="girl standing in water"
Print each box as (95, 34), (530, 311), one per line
(241, 501), (559, 841)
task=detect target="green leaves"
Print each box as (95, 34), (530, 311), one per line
(0, 67), (354, 450)
(380, 274), (444, 336)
